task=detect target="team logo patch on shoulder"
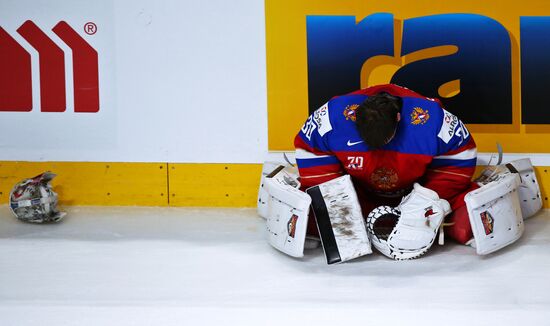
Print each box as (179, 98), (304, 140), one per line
(437, 108), (468, 144)
(343, 104), (359, 121)
(313, 103), (332, 136)
(410, 107), (430, 125)
(438, 109), (458, 143)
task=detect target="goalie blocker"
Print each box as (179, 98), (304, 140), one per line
(306, 175), (372, 264)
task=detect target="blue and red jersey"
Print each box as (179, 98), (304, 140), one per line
(294, 84), (477, 210)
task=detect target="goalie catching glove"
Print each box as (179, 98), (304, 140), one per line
(367, 183), (451, 260)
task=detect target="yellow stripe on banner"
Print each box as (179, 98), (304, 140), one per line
(0, 161), (546, 208)
(0, 162), (168, 206)
(168, 163), (262, 207)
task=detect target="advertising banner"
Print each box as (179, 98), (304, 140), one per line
(265, 0), (550, 154)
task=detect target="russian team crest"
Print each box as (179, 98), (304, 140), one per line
(343, 104), (359, 121)
(370, 167), (399, 190)
(410, 107), (430, 125)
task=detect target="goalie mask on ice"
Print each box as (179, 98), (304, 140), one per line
(367, 183), (451, 260)
(9, 172), (66, 223)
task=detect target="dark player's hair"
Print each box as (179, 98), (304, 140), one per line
(355, 93), (402, 148)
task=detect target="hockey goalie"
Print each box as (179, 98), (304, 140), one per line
(258, 84), (543, 262)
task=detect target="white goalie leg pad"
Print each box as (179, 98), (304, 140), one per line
(257, 162), (300, 219)
(476, 158), (542, 219)
(367, 183), (451, 260)
(264, 174), (310, 258)
(306, 175), (372, 264)
(507, 158), (542, 219)
(465, 172), (523, 255)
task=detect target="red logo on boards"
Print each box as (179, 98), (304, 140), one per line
(0, 20), (99, 113)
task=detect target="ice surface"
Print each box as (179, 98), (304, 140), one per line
(1, 206), (549, 325)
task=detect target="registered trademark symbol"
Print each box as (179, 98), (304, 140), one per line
(84, 22), (97, 35)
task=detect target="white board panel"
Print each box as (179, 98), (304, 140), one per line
(0, 0), (267, 163)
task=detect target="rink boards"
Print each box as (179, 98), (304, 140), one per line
(0, 160), (546, 207)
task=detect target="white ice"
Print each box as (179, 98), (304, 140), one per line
(1, 206), (549, 326)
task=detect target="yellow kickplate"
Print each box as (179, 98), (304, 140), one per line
(0, 161), (545, 208)
(0, 162), (168, 206)
(169, 163), (262, 207)
(535, 166), (549, 208)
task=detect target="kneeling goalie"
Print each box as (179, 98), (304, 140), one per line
(258, 84), (542, 263)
